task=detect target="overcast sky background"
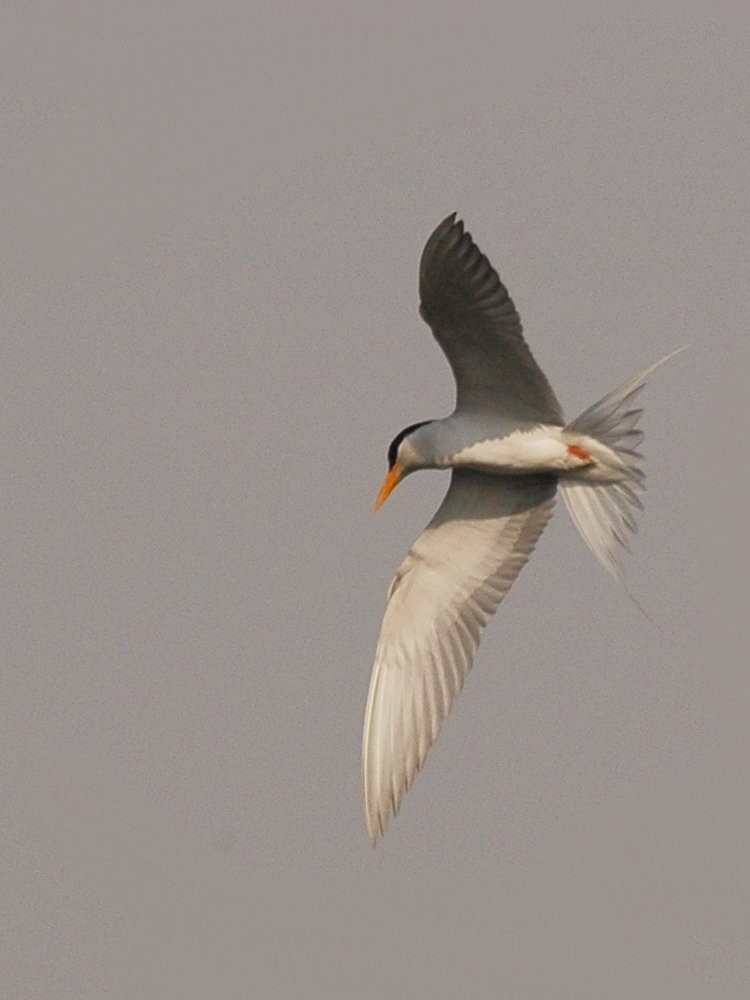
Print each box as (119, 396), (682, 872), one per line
(3, 4), (749, 997)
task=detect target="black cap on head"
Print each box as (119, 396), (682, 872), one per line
(386, 421), (430, 469)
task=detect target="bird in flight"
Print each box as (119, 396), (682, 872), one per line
(363, 213), (680, 844)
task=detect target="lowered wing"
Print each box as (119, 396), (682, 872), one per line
(362, 470), (556, 842)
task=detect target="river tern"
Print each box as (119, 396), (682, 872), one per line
(363, 213), (679, 844)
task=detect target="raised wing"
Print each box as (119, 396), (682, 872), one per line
(362, 470), (556, 843)
(420, 214), (563, 423)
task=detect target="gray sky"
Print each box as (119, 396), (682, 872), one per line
(3, 3), (749, 997)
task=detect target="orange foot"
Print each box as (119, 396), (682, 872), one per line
(567, 443), (592, 462)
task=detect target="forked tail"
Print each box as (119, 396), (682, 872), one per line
(559, 349), (684, 587)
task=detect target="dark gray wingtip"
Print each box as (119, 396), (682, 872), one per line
(425, 213), (461, 251)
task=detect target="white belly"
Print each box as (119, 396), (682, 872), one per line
(448, 426), (590, 474)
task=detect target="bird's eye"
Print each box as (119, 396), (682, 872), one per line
(386, 436), (401, 469)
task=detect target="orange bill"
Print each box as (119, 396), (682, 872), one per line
(375, 464), (404, 510)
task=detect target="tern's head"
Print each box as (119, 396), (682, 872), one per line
(375, 421), (432, 510)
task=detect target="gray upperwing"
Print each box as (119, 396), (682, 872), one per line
(419, 214), (564, 424)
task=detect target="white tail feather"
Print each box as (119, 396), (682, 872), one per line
(560, 349), (684, 586)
